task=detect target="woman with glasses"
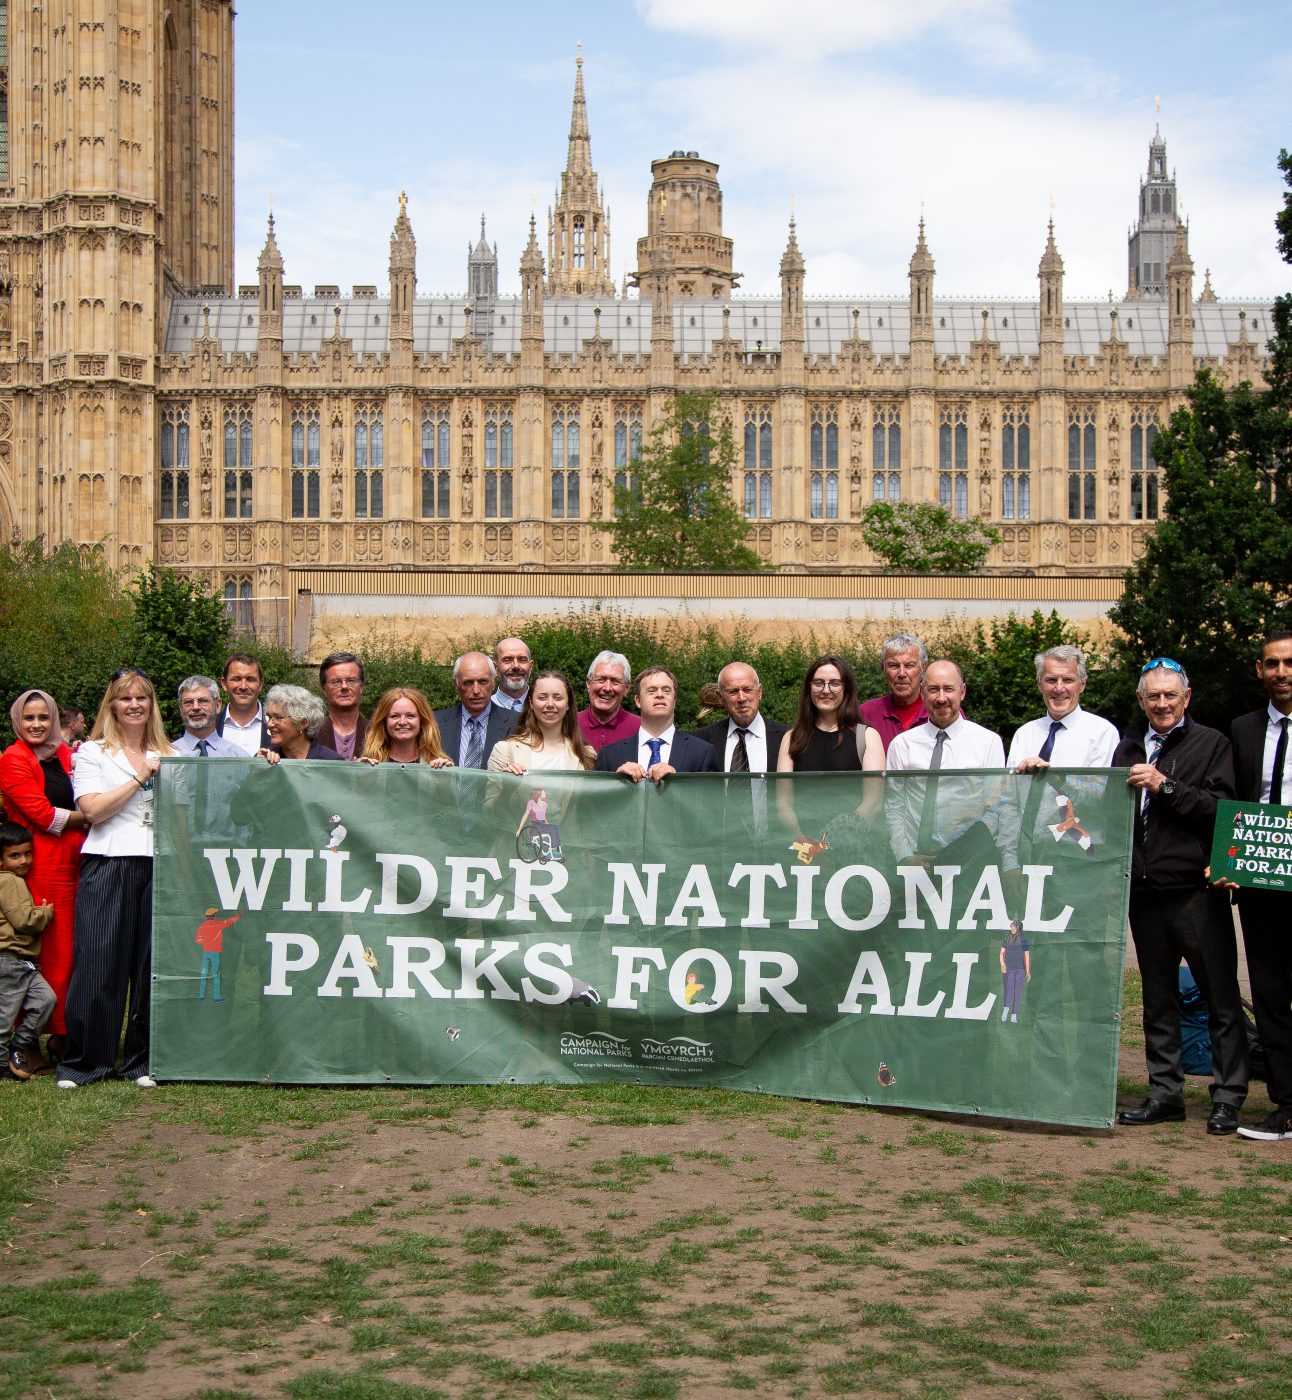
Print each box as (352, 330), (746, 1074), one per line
(258, 685), (343, 763)
(777, 654), (884, 773)
(56, 670), (174, 1088)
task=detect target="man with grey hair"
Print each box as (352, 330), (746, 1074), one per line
(172, 677), (245, 757)
(578, 649), (640, 755)
(1112, 658), (1246, 1134)
(1007, 645), (1118, 773)
(434, 651), (517, 769)
(860, 631), (929, 755)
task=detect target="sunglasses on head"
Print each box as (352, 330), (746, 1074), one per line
(110, 668), (151, 682)
(1139, 657), (1184, 676)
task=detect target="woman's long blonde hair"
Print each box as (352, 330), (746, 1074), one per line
(362, 687), (450, 764)
(89, 670), (174, 755)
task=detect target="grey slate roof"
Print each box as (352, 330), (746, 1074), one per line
(163, 294), (1276, 362)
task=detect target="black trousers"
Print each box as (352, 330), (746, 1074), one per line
(1239, 889), (1292, 1109)
(59, 855), (154, 1084)
(1128, 886), (1248, 1107)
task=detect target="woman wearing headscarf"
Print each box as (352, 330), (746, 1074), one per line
(0, 690), (89, 1064)
(56, 670), (174, 1088)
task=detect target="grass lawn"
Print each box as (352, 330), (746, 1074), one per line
(1, 972), (1289, 1399)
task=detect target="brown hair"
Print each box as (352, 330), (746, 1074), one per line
(512, 671), (595, 770)
(788, 653), (859, 759)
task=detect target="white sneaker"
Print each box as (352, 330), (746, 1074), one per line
(56, 1078), (78, 1090)
(133, 1075), (158, 1088)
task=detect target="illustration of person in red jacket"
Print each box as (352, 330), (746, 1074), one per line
(194, 908), (241, 1001)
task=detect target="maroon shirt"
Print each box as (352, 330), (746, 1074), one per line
(859, 694), (928, 756)
(578, 705), (641, 754)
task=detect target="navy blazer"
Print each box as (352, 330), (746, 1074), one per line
(690, 717), (789, 773)
(596, 729), (719, 775)
(434, 703), (518, 768)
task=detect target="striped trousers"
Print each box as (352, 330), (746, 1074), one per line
(58, 855), (153, 1084)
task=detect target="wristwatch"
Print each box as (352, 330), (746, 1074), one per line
(1158, 777), (1176, 797)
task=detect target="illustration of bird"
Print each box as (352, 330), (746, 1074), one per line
(1047, 795), (1092, 851)
(877, 1062), (896, 1088)
(327, 814), (347, 850)
(363, 946), (379, 974)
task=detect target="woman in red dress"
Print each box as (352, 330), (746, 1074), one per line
(0, 689), (89, 1062)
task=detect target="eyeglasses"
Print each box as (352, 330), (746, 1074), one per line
(323, 678), (361, 690)
(810, 679), (844, 691)
(1140, 658), (1184, 675)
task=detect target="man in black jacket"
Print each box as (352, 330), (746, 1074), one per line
(691, 663), (788, 773)
(1114, 657), (1247, 1134)
(1231, 631), (1292, 1141)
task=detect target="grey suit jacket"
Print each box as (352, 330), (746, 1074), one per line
(434, 703), (518, 768)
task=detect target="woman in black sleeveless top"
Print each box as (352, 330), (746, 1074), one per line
(777, 654), (884, 773)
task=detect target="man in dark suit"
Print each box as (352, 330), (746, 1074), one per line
(691, 662), (787, 773)
(435, 651), (518, 769)
(1114, 658), (1247, 1134)
(1231, 630), (1292, 1141)
(597, 666), (717, 782)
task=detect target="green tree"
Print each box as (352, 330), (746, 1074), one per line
(1110, 149), (1292, 726)
(602, 391), (763, 572)
(128, 565), (232, 734)
(0, 541), (132, 741)
(861, 500), (1001, 573)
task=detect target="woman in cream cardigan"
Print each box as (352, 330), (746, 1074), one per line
(487, 672), (595, 774)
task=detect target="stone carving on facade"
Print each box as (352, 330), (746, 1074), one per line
(461, 467), (474, 517)
(590, 468), (604, 516)
(330, 468), (343, 518)
(200, 468), (212, 519)
(849, 470), (862, 517)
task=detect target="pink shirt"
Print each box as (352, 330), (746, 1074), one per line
(577, 706), (641, 754)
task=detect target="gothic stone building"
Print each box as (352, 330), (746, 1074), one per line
(0, 4), (1276, 637)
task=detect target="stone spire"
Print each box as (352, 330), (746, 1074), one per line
(780, 215), (805, 355)
(468, 214), (498, 300)
(1198, 267), (1217, 303)
(257, 212), (283, 347)
(520, 212), (545, 343)
(1127, 123), (1180, 299)
(388, 192), (417, 347)
(547, 51), (614, 297)
(908, 217), (934, 333)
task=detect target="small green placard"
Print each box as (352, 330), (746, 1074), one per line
(1211, 799), (1292, 893)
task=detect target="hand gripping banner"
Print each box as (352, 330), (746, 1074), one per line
(152, 759), (1134, 1127)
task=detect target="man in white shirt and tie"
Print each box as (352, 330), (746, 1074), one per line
(885, 659), (1011, 866)
(1007, 645), (1119, 861)
(596, 666), (718, 782)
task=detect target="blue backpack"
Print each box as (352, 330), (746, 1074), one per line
(1177, 965), (1266, 1080)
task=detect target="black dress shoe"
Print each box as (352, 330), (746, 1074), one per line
(1206, 1103), (1239, 1136)
(1118, 1097), (1186, 1125)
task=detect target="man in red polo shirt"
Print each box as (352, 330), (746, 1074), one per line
(577, 650), (640, 754)
(860, 632), (929, 756)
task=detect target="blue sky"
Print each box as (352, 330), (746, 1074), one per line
(234, 1), (1290, 302)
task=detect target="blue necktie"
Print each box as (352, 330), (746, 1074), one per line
(197, 739), (210, 757)
(646, 737), (664, 768)
(1038, 720), (1063, 762)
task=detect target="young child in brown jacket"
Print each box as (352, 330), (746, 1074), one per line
(0, 821), (56, 1080)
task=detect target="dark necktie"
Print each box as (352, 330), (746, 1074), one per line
(916, 730), (947, 850)
(1021, 720), (1064, 839)
(464, 715), (485, 769)
(197, 738), (210, 757)
(646, 737), (664, 768)
(1038, 719), (1063, 762)
(730, 728), (750, 773)
(1141, 731), (1165, 839)
(1271, 717), (1288, 806)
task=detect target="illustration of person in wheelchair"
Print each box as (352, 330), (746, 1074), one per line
(516, 786), (564, 864)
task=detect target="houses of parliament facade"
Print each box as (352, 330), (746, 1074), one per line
(0, 1), (1276, 637)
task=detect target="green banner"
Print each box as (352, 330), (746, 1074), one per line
(152, 759), (1134, 1127)
(1211, 799), (1292, 893)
